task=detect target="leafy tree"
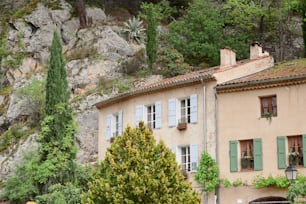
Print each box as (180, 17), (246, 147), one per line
(167, 0), (224, 66)
(287, 176), (306, 202)
(82, 122), (200, 204)
(195, 151), (218, 193)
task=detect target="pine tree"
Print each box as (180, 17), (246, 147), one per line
(82, 122), (200, 204)
(45, 31), (69, 116)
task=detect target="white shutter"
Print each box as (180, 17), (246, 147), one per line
(135, 105), (144, 126)
(118, 110), (123, 135)
(172, 146), (180, 163)
(190, 144), (198, 172)
(155, 101), (162, 129)
(190, 94), (198, 124)
(106, 114), (112, 141)
(168, 98), (177, 127)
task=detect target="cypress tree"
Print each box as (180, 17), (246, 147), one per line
(45, 31), (69, 116)
(38, 31), (77, 192)
(146, 8), (158, 71)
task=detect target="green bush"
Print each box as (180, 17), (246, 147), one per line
(252, 175), (289, 189)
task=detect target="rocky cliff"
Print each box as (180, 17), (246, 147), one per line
(0, 0), (154, 186)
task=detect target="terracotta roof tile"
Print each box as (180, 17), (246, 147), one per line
(96, 67), (218, 108)
(218, 58), (306, 87)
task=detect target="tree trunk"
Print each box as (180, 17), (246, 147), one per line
(76, 0), (87, 28)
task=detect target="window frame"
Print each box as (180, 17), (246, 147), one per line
(179, 97), (191, 124)
(287, 135), (304, 167)
(146, 104), (156, 130)
(180, 146), (191, 172)
(240, 139), (254, 170)
(260, 95), (277, 117)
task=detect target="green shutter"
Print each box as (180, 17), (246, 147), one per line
(253, 138), (263, 171)
(303, 134), (306, 167)
(229, 140), (238, 172)
(277, 136), (286, 169)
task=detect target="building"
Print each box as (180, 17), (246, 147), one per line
(216, 59), (306, 204)
(95, 43), (274, 203)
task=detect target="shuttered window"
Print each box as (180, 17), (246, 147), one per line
(155, 101), (162, 129)
(277, 136), (286, 169)
(190, 94), (198, 124)
(229, 140), (238, 172)
(118, 111), (123, 135)
(173, 144), (198, 172)
(253, 138), (263, 171)
(135, 105), (144, 126)
(168, 98), (177, 127)
(106, 114), (112, 141)
(190, 144), (198, 172)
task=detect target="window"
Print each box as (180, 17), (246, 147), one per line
(240, 140), (254, 170)
(135, 102), (162, 129)
(106, 111), (123, 141)
(113, 113), (119, 137)
(179, 98), (191, 124)
(172, 144), (198, 172)
(260, 95), (277, 117)
(229, 138), (262, 172)
(146, 104), (156, 130)
(168, 94), (198, 127)
(288, 135), (304, 166)
(180, 146), (190, 172)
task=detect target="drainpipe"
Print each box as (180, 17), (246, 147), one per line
(214, 86), (220, 204)
(200, 78), (207, 152)
(200, 78), (207, 204)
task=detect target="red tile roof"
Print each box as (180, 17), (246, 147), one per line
(96, 67), (217, 109)
(217, 58), (306, 92)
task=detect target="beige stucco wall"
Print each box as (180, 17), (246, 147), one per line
(217, 83), (306, 204)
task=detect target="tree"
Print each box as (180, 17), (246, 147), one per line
(45, 31), (69, 116)
(76, 0), (87, 28)
(4, 31), (82, 203)
(82, 122), (200, 204)
(167, 0), (224, 66)
(195, 151), (219, 194)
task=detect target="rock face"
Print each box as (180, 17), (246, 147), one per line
(0, 0), (147, 185)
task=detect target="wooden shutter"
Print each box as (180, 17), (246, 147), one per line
(303, 134), (306, 167)
(155, 101), (162, 129)
(118, 111), (123, 135)
(190, 94), (198, 124)
(253, 138), (263, 171)
(190, 144), (198, 172)
(135, 105), (144, 126)
(277, 136), (286, 169)
(229, 140), (238, 172)
(106, 114), (112, 141)
(168, 98), (176, 127)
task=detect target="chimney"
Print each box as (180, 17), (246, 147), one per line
(250, 42), (266, 59)
(220, 47), (236, 67)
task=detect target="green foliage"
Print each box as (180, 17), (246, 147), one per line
(140, 3), (159, 71)
(3, 150), (40, 203)
(220, 178), (232, 188)
(252, 175), (289, 189)
(167, 0), (224, 66)
(66, 47), (99, 61)
(195, 151), (219, 193)
(45, 31), (69, 116)
(82, 122), (201, 204)
(0, 124), (34, 154)
(156, 45), (191, 77)
(123, 17), (145, 44)
(98, 77), (132, 94)
(287, 176), (306, 201)
(10, 0), (39, 20)
(232, 178), (243, 187)
(15, 78), (46, 122)
(35, 183), (81, 204)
